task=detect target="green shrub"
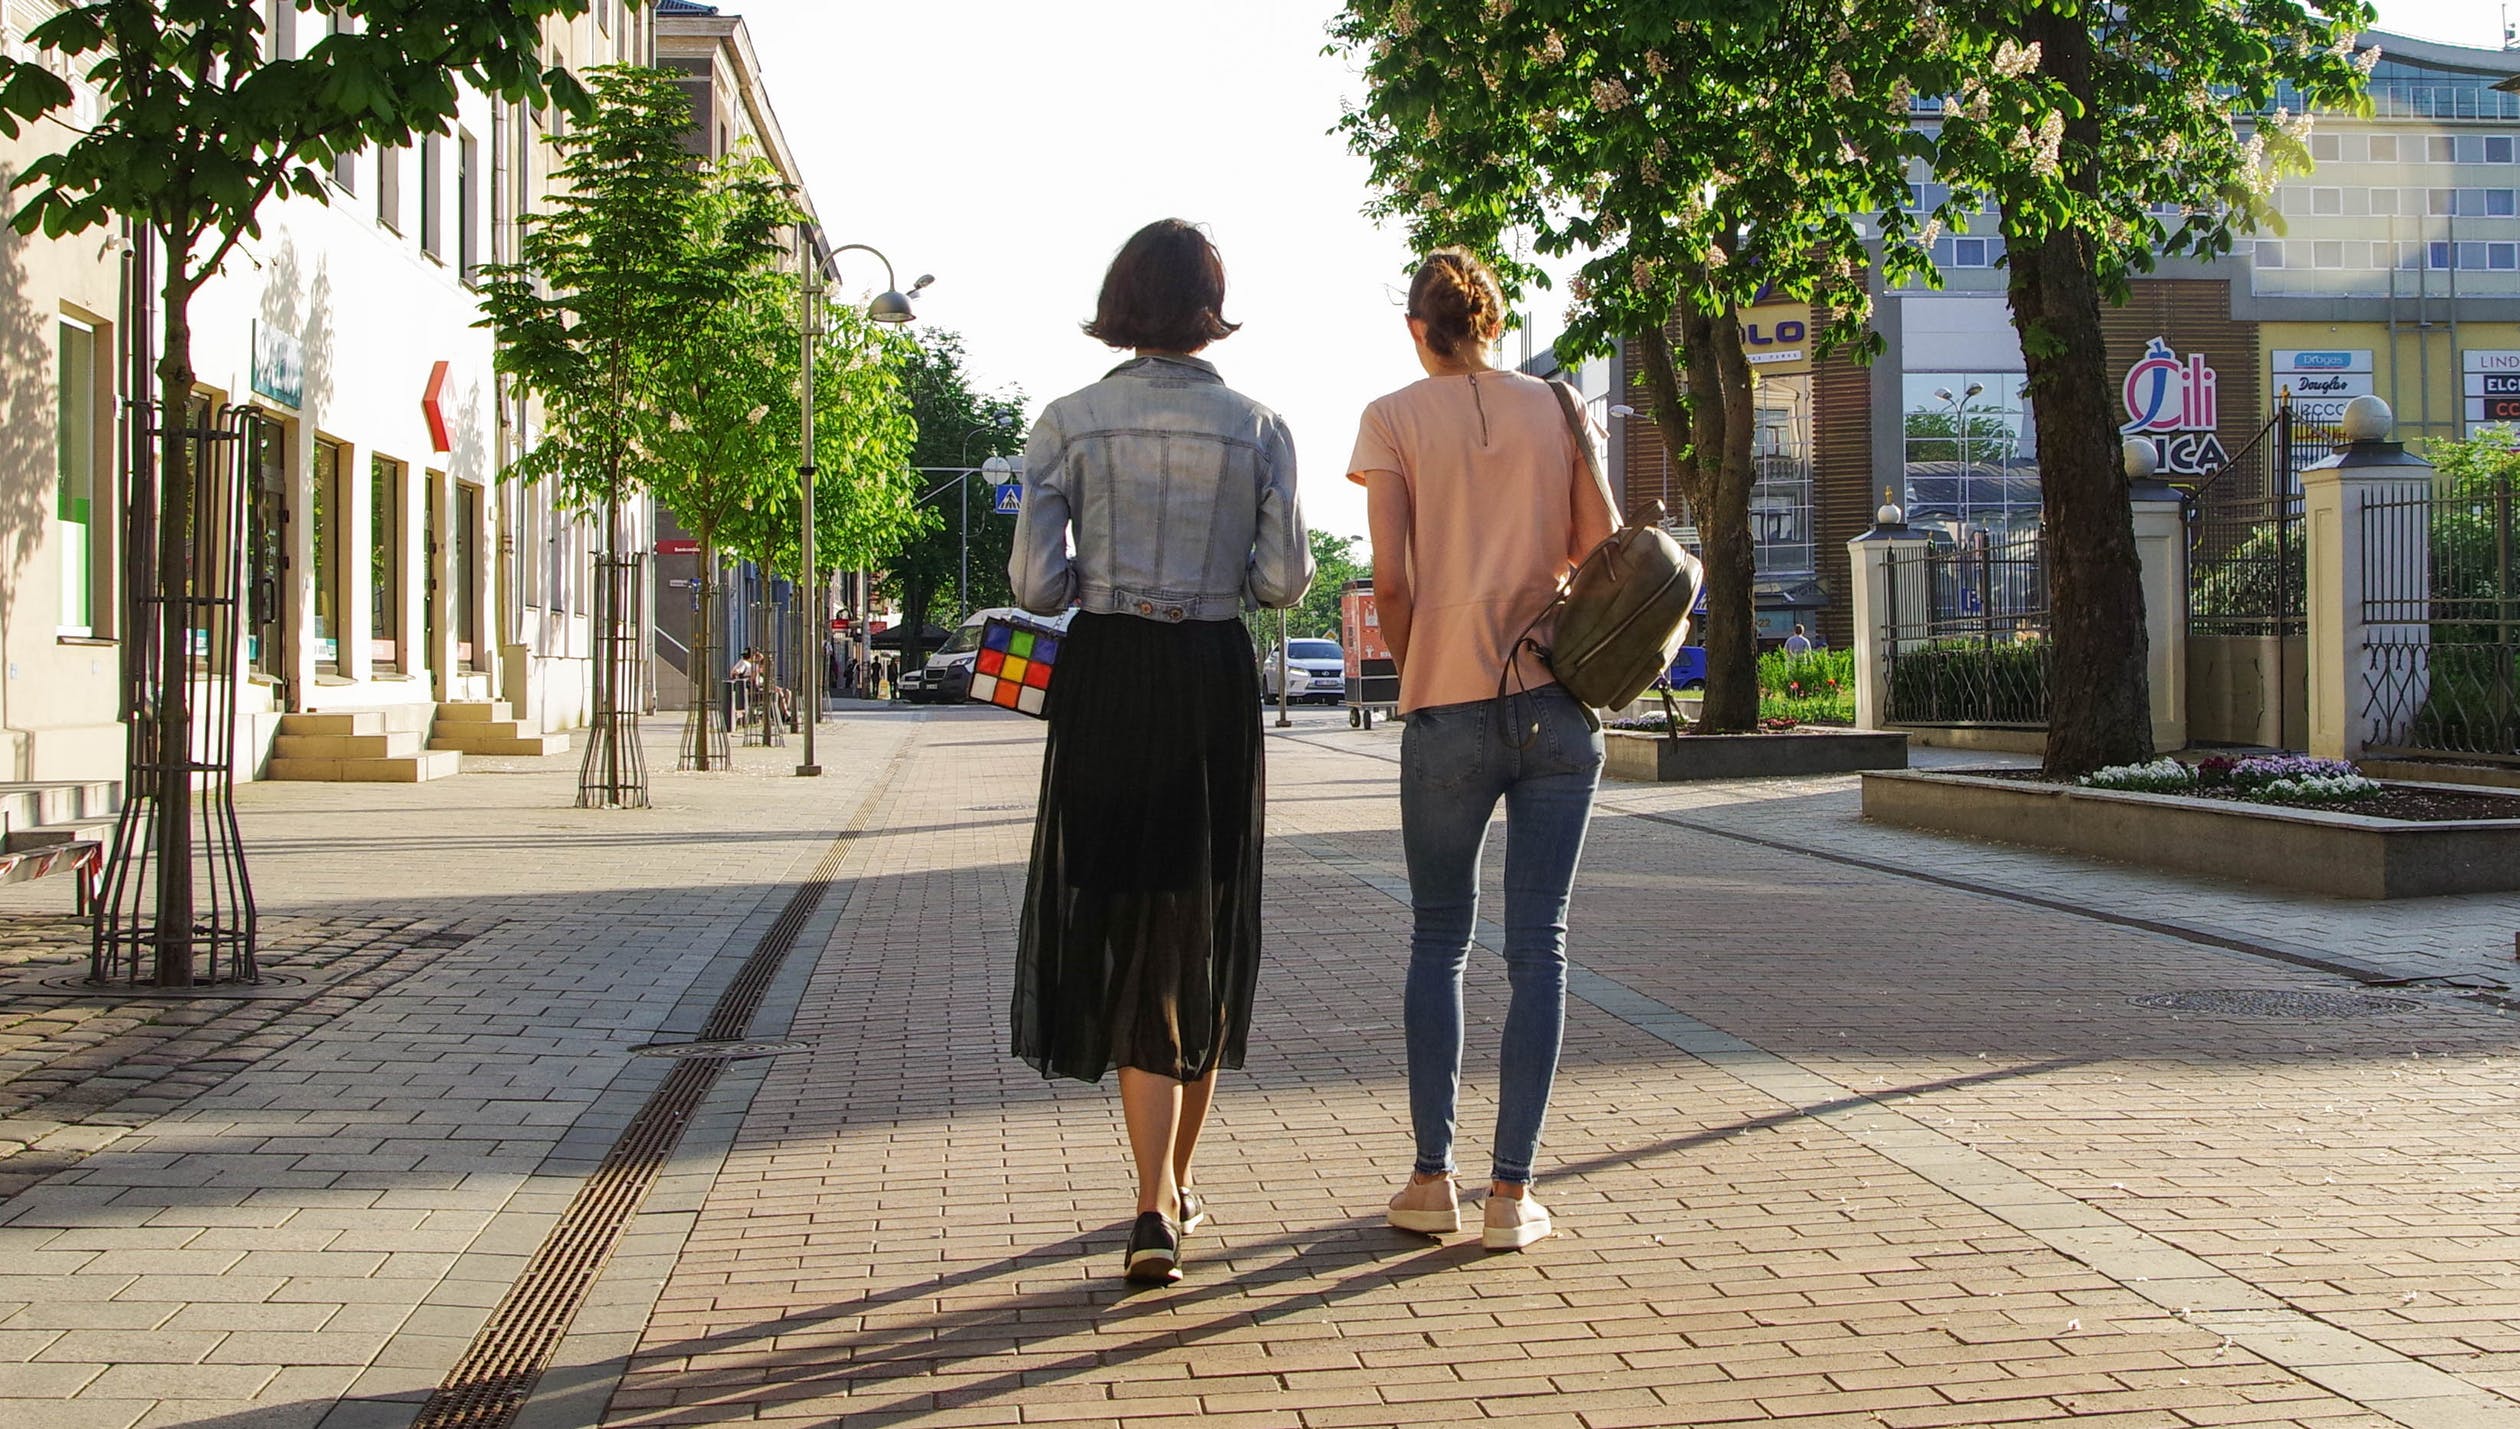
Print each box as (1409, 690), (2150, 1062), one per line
(1886, 637), (2048, 725)
(1757, 647), (1853, 725)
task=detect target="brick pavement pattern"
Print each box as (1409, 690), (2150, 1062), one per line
(0, 710), (2514, 1428)
(602, 713), (2520, 1428)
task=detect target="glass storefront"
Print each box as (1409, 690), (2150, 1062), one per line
(371, 455), (402, 668)
(1900, 372), (2040, 548)
(311, 437), (342, 668)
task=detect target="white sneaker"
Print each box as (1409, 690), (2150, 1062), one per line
(1386, 1173), (1462, 1234)
(1482, 1189), (1552, 1251)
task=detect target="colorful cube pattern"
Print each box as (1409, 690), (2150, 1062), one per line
(966, 619), (1060, 717)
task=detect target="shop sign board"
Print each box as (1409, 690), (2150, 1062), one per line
(2119, 336), (2228, 476)
(2466, 351), (2520, 432)
(1740, 302), (1809, 369)
(2270, 349), (2374, 422)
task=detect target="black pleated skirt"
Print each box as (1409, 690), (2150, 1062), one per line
(1012, 611), (1264, 1084)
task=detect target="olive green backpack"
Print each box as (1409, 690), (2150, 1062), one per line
(1500, 383), (1705, 730)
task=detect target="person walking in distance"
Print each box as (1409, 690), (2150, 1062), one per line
(1349, 249), (1617, 1252)
(1009, 219), (1312, 1285)
(1785, 624), (1813, 656)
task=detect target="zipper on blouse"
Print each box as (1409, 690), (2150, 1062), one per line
(1467, 370), (1490, 445)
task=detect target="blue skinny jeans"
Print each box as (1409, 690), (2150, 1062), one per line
(1398, 684), (1603, 1186)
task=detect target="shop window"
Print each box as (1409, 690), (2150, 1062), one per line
(55, 318), (96, 636)
(371, 455), (402, 668)
(2369, 134), (2399, 164)
(455, 482), (481, 668)
(312, 438), (344, 669)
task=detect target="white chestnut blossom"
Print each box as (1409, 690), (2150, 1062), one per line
(1592, 76), (1632, 111)
(1482, 0), (1516, 19)
(1533, 29), (1566, 63)
(1644, 49), (1671, 79)
(1991, 39), (2041, 77)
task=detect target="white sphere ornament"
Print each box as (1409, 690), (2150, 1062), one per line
(1876, 500), (1905, 526)
(2121, 438), (2159, 481)
(2341, 394), (2393, 442)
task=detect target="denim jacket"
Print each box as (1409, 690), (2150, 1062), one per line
(1010, 353), (1311, 623)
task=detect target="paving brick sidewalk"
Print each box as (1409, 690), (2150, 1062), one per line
(599, 713), (2520, 1428)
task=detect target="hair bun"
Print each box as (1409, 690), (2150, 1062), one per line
(1407, 248), (1506, 360)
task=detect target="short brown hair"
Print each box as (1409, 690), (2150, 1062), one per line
(1084, 219), (1241, 352)
(1406, 248), (1506, 359)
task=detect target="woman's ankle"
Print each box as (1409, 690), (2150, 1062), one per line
(1490, 1179), (1528, 1200)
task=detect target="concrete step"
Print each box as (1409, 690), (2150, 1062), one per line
(267, 751), (461, 783)
(428, 729), (570, 757)
(277, 712), (385, 738)
(434, 701), (517, 725)
(4, 816), (117, 854)
(0, 780), (122, 835)
(273, 731), (425, 760)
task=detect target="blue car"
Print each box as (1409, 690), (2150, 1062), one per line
(1655, 593), (1712, 691)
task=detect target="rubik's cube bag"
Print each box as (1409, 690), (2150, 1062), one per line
(964, 617), (1060, 718)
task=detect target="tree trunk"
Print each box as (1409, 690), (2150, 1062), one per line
(151, 268), (198, 988)
(903, 578), (933, 696)
(1698, 306), (1761, 734)
(690, 534), (719, 770)
(2006, 10), (2154, 777)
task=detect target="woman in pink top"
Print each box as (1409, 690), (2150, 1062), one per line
(1348, 250), (1618, 1251)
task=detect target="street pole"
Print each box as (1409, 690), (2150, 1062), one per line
(796, 221), (822, 778)
(1275, 606), (1292, 728)
(959, 473), (968, 622)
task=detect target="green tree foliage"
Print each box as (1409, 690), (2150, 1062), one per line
(1297, 529), (1365, 639)
(1916, 0), (2372, 774)
(477, 65), (694, 521)
(728, 303), (925, 587)
(881, 331), (1024, 671)
(1333, 0), (2372, 770)
(0, 0), (590, 980)
(1331, 0), (1940, 733)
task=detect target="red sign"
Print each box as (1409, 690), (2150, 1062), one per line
(421, 361), (453, 453)
(830, 618), (849, 632)
(655, 538), (699, 556)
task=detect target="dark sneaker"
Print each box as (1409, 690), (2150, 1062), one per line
(1178, 1187), (1208, 1234)
(1124, 1211), (1182, 1284)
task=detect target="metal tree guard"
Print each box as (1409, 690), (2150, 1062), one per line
(577, 501), (651, 808)
(678, 569), (730, 771)
(93, 401), (260, 988)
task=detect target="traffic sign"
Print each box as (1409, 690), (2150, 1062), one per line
(993, 482), (1022, 515)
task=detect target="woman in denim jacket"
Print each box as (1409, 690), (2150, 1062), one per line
(1009, 219), (1311, 1285)
(1349, 250), (1618, 1252)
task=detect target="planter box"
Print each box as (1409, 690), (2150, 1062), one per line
(1861, 769), (2520, 899)
(1605, 729), (1909, 783)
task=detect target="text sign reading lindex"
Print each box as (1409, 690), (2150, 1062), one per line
(2270, 350), (2373, 423)
(2466, 351), (2520, 431)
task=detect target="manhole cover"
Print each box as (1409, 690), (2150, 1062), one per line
(631, 1039), (809, 1060)
(2130, 989), (2422, 1019)
(28, 971), (311, 999)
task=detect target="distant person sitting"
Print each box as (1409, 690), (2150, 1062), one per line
(1784, 624), (1813, 657)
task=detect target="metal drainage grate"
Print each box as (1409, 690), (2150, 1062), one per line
(631, 1039), (807, 1061)
(2131, 989), (2423, 1020)
(968, 802), (1030, 811)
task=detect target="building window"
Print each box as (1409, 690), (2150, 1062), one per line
(455, 482), (481, 667)
(266, 0), (296, 59)
(312, 438), (344, 669)
(2312, 134), (2340, 164)
(56, 318), (96, 636)
(332, 145), (357, 194)
(420, 133), (442, 258)
(2428, 188), (2453, 215)
(596, 0), (611, 33)
(2371, 187), (2399, 216)
(371, 455), (402, 668)
(377, 145), (400, 231)
(1750, 376), (1813, 577)
(2310, 187), (2342, 215)
(2254, 239), (2285, 268)
(2370, 134), (2399, 164)
(459, 130), (479, 283)
(2427, 135), (2455, 164)
(2313, 240), (2344, 269)
(2491, 189), (2519, 217)
(1902, 373), (2037, 548)
(2490, 135), (2516, 164)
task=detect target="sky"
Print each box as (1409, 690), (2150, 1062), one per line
(737, 0), (2510, 544)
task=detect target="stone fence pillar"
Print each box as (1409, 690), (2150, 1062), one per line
(1848, 494), (1932, 732)
(2127, 444), (2190, 753)
(2303, 397), (2434, 761)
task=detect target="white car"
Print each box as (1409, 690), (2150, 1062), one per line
(1262, 638), (1347, 704)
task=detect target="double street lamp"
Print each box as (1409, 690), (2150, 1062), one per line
(798, 224), (929, 777)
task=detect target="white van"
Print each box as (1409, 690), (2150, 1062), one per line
(903, 607), (1078, 704)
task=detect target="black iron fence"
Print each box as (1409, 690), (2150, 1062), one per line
(2361, 471), (2519, 763)
(1881, 530), (2051, 727)
(2185, 402), (2344, 639)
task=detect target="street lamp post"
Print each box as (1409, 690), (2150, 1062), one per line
(798, 227), (929, 777)
(956, 420), (1015, 621)
(1930, 382), (1985, 535)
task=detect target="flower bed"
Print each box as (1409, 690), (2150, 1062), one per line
(1862, 764), (2520, 899)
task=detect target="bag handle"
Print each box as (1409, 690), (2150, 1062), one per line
(1490, 381), (1621, 747)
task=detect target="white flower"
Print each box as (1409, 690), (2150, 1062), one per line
(1992, 39), (2041, 77)
(1482, 0), (1515, 19)
(1827, 65), (1854, 100)
(1918, 216), (1944, 246)
(1418, 190), (1445, 212)
(1705, 243), (1731, 270)
(1644, 49), (1671, 79)
(1592, 76), (1632, 111)
(2031, 109), (2064, 178)
(2356, 44), (2382, 77)
(1533, 28), (1566, 64)
(1568, 272), (1593, 301)
(1631, 254), (1657, 288)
